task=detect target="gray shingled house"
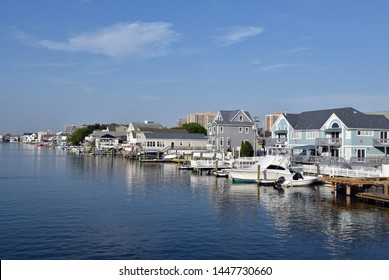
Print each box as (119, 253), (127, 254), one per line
(207, 109), (257, 155)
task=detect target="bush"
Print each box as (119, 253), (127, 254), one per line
(240, 141), (254, 157)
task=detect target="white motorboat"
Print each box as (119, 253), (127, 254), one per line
(279, 173), (322, 187)
(228, 155), (295, 184)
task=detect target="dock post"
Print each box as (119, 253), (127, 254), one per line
(257, 164), (261, 182)
(384, 181), (389, 196)
(215, 160), (218, 173)
(331, 182), (336, 194)
(346, 185), (351, 196)
(316, 163), (320, 176)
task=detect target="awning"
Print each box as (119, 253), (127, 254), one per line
(274, 130), (287, 134)
(324, 128), (342, 133)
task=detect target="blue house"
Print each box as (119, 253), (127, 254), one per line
(267, 107), (389, 164)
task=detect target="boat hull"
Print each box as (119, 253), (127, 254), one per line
(228, 169), (294, 184)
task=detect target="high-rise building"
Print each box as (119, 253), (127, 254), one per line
(265, 112), (281, 131)
(187, 111), (216, 128)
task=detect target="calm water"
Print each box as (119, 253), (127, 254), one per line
(0, 143), (388, 260)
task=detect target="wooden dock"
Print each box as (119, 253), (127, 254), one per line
(356, 192), (389, 204)
(322, 176), (389, 205)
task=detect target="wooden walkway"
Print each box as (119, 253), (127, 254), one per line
(322, 176), (389, 205)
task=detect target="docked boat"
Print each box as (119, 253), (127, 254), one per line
(279, 173), (322, 188)
(228, 155), (295, 184)
(214, 169), (230, 178)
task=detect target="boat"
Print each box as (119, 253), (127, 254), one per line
(279, 173), (322, 187)
(214, 169), (230, 178)
(228, 155), (296, 184)
(178, 162), (192, 170)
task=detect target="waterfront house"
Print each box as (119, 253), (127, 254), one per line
(140, 132), (207, 153)
(126, 121), (166, 147)
(20, 133), (38, 144)
(207, 109), (257, 156)
(125, 120), (207, 155)
(267, 107), (389, 164)
(56, 131), (70, 146)
(87, 130), (127, 150)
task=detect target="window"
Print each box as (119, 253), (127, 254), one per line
(209, 127), (212, 135)
(291, 131), (302, 139)
(239, 115), (243, 122)
(220, 137), (223, 146)
(357, 149), (366, 162)
(227, 137), (231, 146)
(239, 127), (243, 133)
(245, 127), (249, 134)
(306, 131), (319, 139)
(357, 130), (373, 136)
(220, 126), (223, 133)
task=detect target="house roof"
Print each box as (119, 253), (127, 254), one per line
(144, 132), (206, 140)
(284, 107), (389, 130)
(130, 122), (166, 131)
(218, 109), (253, 122)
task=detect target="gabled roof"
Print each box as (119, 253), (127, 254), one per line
(283, 107), (389, 130)
(130, 122), (165, 131)
(215, 109), (253, 124)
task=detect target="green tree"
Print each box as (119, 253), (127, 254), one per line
(182, 123), (207, 135)
(66, 123), (107, 145)
(240, 141), (254, 157)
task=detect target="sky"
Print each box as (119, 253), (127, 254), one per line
(1, 0), (389, 134)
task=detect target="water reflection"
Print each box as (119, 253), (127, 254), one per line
(2, 145), (388, 260)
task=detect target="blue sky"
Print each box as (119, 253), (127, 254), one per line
(1, 0), (389, 134)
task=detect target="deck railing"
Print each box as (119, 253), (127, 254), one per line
(301, 164), (382, 178)
(315, 138), (342, 146)
(372, 138), (389, 147)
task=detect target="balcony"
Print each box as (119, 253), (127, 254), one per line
(315, 138), (342, 147)
(265, 137), (287, 146)
(372, 138), (389, 147)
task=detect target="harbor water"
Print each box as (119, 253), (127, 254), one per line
(0, 143), (388, 260)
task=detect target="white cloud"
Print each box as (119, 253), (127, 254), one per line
(217, 26), (263, 46)
(279, 47), (311, 55)
(258, 63), (299, 72)
(38, 22), (180, 58)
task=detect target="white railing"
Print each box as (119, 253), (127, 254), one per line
(190, 160), (231, 169)
(301, 164), (381, 178)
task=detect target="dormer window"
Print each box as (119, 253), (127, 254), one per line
(239, 115), (243, 122)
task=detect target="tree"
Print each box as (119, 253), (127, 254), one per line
(67, 128), (89, 145)
(240, 141), (254, 157)
(66, 123), (107, 145)
(181, 123), (207, 135)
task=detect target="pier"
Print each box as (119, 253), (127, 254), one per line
(322, 176), (389, 205)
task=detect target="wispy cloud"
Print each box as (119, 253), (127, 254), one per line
(37, 21), (180, 58)
(278, 47), (311, 55)
(216, 26), (263, 46)
(258, 63), (300, 72)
